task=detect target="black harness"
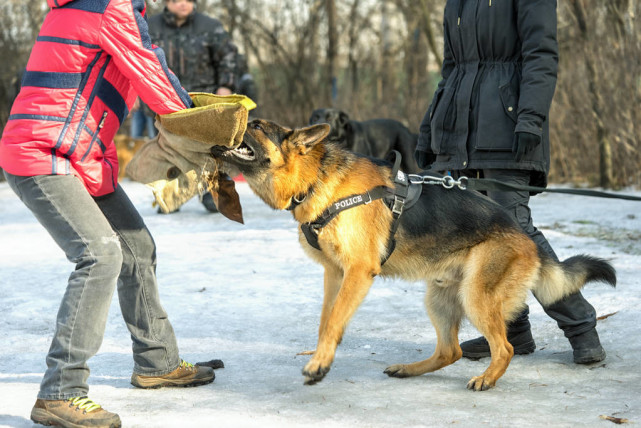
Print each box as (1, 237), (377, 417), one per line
(292, 151), (422, 265)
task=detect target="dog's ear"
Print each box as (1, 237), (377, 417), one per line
(289, 124), (331, 153)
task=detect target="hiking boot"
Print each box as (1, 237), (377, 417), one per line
(31, 397), (121, 428)
(461, 329), (536, 360)
(130, 360), (214, 389)
(569, 328), (606, 364)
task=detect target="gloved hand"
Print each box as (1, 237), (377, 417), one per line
(513, 132), (540, 162)
(415, 148), (436, 170)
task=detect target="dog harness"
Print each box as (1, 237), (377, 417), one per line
(293, 151), (422, 265)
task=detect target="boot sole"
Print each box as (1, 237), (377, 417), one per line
(574, 348), (606, 364)
(131, 376), (214, 389)
(31, 408), (121, 428)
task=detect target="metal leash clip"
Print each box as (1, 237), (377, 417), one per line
(407, 174), (468, 190)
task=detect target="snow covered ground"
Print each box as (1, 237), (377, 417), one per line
(0, 178), (640, 428)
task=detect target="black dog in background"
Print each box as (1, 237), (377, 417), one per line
(308, 108), (421, 173)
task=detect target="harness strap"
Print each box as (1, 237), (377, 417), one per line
(300, 150), (412, 265)
(301, 185), (393, 251)
(379, 151), (410, 264)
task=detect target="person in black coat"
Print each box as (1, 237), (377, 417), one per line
(415, 0), (606, 364)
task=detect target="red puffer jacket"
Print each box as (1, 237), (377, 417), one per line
(0, 0), (193, 196)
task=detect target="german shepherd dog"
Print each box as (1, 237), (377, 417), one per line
(214, 119), (616, 391)
(308, 108), (421, 173)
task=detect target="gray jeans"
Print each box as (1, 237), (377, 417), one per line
(463, 169), (598, 338)
(5, 173), (180, 400)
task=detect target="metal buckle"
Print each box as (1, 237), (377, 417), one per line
(391, 196), (404, 216)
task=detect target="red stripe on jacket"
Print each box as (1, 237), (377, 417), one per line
(0, 0), (191, 196)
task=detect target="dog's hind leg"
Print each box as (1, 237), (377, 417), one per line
(302, 264), (376, 384)
(384, 282), (464, 378)
(461, 244), (530, 391)
(464, 303), (513, 391)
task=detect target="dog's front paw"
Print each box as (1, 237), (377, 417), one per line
(466, 375), (495, 391)
(302, 359), (330, 385)
(383, 364), (411, 378)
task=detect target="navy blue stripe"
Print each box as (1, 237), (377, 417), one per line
(66, 57), (112, 157)
(59, 0), (110, 13)
(97, 137), (106, 153)
(9, 114), (67, 122)
(37, 36), (100, 50)
(53, 0), (60, 6)
(82, 124), (95, 137)
(54, 51), (103, 150)
(82, 125), (107, 152)
(81, 127), (97, 162)
(105, 158), (117, 190)
(132, 0), (152, 49)
(130, 0), (192, 108)
(96, 79), (128, 124)
(22, 71), (82, 89)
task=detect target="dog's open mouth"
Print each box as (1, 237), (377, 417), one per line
(229, 141), (255, 161)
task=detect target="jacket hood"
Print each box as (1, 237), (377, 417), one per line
(48, 0), (75, 8)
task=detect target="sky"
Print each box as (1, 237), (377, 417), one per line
(0, 178), (640, 428)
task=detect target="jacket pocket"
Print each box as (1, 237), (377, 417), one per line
(81, 111), (108, 162)
(474, 74), (519, 151)
(499, 78), (518, 124)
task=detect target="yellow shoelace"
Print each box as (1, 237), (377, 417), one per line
(68, 397), (102, 412)
(180, 360), (194, 369)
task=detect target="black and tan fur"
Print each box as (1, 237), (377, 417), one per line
(215, 119), (616, 391)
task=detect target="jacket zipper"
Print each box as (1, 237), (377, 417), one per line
(81, 111), (108, 162)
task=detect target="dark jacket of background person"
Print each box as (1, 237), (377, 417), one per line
(417, 0), (558, 188)
(148, 7), (238, 94)
(235, 54), (259, 117)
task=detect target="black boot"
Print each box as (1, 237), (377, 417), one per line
(201, 192), (219, 213)
(460, 307), (536, 360)
(541, 292), (605, 364)
(568, 328), (606, 364)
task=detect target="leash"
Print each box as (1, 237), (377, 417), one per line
(408, 174), (641, 201)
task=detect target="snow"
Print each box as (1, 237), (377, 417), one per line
(0, 178), (640, 428)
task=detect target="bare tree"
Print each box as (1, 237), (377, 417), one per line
(0, 0), (638, 188)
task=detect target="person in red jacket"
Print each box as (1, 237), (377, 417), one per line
(0, 1), (217, 426)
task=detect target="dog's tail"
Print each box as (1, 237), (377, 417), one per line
(533, 255), (616, 306)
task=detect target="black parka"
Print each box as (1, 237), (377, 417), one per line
(418, 0), (558, 187)
(148, 8), (238, 94)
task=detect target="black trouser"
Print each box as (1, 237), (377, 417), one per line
(460, 169), (597, 339)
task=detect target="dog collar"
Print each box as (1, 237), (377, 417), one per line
(286, 192), (309, 211)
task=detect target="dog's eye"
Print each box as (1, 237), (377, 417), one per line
(251, 122), (263, 132)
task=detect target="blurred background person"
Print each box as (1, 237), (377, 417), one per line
(148, 0), (239, 213)
(129, 97), (157, 139)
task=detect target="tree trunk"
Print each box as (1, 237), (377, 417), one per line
(570, 0), (613, 188)
(326, 0), (338, 106)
